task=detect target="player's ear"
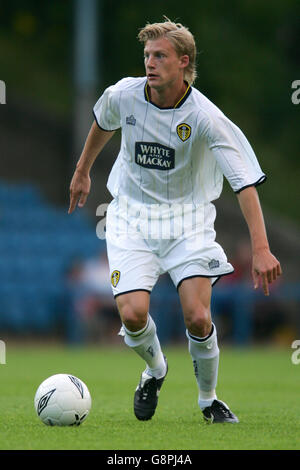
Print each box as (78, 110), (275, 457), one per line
(180, 55), (189, 69)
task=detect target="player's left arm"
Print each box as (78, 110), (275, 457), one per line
(236, 186), (282, 296)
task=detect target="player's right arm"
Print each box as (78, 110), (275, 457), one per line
(68, 121), (115, 214)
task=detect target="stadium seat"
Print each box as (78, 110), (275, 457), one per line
(0, 181), (104, 335)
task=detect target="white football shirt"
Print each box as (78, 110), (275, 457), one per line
(93, 77), (266, 206)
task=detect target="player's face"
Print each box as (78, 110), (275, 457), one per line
(144, 37), (189, 90)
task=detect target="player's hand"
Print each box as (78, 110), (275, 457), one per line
(252, 248), (282, 296)
(68, 169), (91, 214)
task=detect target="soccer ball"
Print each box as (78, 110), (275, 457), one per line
(34, 374), (92, 426)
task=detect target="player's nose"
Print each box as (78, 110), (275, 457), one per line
(146, 55), (155, 68)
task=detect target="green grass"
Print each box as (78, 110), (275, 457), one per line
(0, 344), (299, 450)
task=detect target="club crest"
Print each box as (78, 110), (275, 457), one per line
(176, 123), (191, 142)
(111, 270), (120, 287)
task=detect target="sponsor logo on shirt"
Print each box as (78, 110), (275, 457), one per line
(135, 142), (175, 170)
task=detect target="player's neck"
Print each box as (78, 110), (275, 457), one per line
(148, 80), (188, 109)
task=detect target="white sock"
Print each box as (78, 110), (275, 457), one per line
(186, 323), (219, 410)
(122, 314), (166, 379)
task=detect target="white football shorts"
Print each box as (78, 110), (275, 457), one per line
(105, 197), (234, 297)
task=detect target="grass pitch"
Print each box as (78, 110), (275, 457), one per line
(0, 343), (299, 450)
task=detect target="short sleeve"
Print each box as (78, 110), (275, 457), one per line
(204, 113), (266, 193)
(93, 84), (121, 131)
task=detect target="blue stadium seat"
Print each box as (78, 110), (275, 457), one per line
(0, 292), (27, 331)
(0, 181), (45, 207)
(0, 181), (108, 335)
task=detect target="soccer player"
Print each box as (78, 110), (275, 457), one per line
(69, 18), (282, 423)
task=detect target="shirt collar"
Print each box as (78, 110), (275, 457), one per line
(144, 80), (192, 110)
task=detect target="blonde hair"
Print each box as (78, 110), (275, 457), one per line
(138, 17), (197, 84)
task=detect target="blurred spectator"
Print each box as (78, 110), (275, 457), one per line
(211, 238), (286, 345)
(62, 254), (120, 344)
(62, 258), (88, 344)
(81, 251), (120, 342)
(81, 251), (113, 297)
(221, 239), (252, 285)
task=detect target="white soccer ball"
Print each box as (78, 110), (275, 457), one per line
(34, 374), (92, 426)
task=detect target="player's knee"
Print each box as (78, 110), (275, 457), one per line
(184, 305), (211, 337)
(117, 301), (148, 332)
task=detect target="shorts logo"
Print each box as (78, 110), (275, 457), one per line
(176, 123), (191, 142)
(111, 270), (120, 287)
(135, 142), (175, 170)
(208, 259), (220, 269)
